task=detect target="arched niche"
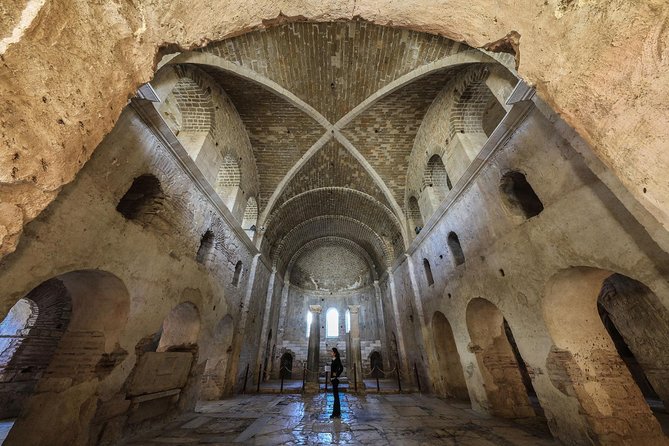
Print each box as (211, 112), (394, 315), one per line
(216, 154), (242, 212)
(157, 302), (201, 352)
(200, 315), (234, 400)
(3, 270), (130, 446)
(431, 311), (469, 400)
(465, 298), (538, 418)
(543, 267), (669, 445)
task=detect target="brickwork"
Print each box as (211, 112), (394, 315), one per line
(202, 21), (461, 122)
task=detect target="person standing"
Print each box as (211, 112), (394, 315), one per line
(330, 347), (344, 418)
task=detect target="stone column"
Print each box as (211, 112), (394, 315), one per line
(348, 305), (365, 392)
(305, 305), (322, 392)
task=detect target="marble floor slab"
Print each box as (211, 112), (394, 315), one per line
(123, 393), (557, 445)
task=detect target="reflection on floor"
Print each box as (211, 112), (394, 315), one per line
(0, 419), (14, 445)
(123, 393), (556, 445)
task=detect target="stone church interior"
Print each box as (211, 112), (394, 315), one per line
(1, 2), (669, 445)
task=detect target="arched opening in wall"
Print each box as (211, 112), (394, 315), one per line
(423, 155), (452, 203)
(431, 312), (469, 401)
(543, 268), (669, 442)
(423, 259), (434, 286)
(241, 197), (258, 240)
(216, 154), (241, 212)
(465, 298), (542, 419)
(447, 232), (465, 265)
(408, 196), (424, 236)
(481, 95), (506, 137)
(157, 302), (200, 352)
(200, 315), (234, 401)
(369, 351), (383, 378)
(164, 74), (214, 157)
(499, 171), (544, 219)
(326, 308), (339, 338)
(280, 352), (293, 379)
(451, 70), (505, 139)
(196, 230), (215, 264)
(0, 284), (70, 420)
(232, 261), (243, 287)
(345, 309), (351, 334)
(3, 270), (130, 445)
(116, 174), (164, 224)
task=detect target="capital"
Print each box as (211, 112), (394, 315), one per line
(348, 304), (360, 314)
(309, 304), (322, 314)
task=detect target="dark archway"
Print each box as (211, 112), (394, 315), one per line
(280, 352), (293, 379)
(369, 351), (383, 378)
(499, 171), (543, 219)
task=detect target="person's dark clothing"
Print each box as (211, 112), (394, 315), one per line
(330, 357), (344, 417)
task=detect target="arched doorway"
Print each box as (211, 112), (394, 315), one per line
(201, 315), (234, 400)
(280, 352), (293, 379)
(543, 267), (669, 444)
(465, 298), (540, 418)
(432, 311), (469, 400)
(369, 351), (383, 378)
(2, 270), (130, 446)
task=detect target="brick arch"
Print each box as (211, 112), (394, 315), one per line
(4, 270), (131, 446)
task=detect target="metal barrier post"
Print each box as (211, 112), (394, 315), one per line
(414, 362), (421, 393)
(257, 364), (263, 393)
(302, 365), (306, 393)
(242, 364), (249, 394)
(376, 370), (380, 393)
(280, 370), (285, 393)
(396, 364), (402, 393)
(353, 364), (358, 393)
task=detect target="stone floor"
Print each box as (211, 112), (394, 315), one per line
(123, 393), (557, 445)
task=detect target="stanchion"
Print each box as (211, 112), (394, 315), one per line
(414, 362), (421, 393)
(353, 364), (358, 393)
(302, 365), (306, 393)
(324, 371), (329, 393)
(376, 369), (380, 393)
(395, 363), (402, 393)
(257, 364), (263, 393)
(280, 369), (285, 393)
(242, 364), (249, 394)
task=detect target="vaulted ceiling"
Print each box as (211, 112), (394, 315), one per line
(156, 20), (512, 282)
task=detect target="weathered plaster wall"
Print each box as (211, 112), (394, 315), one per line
(0, 105), (269, 445)
(400, 103), (669, 444)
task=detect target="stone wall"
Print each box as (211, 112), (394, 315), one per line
(0, 105), (271, 445)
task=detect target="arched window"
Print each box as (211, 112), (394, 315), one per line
(232, 261), (243, 287)
(408, 196), (424, 235)
(196, 230), (215, 264)
(448, 232), (465, 265)
(306, 312), (313, 338)
(424, 155), (452, 195)
(423, 258), (434, 286)
(345, 309), (351, 333)
(216, 154), (241, 211)
(326, 308), (339, 338)
(499, 171), (544, 219)
(242, 197), (258, 239)
(116, 174), (164, 224)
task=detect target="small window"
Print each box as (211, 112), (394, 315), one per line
(500, 171), (544, 219)
(408, 196), (424, 235)
(448, 232), (465, 266)
(196, 230), (215, 264)
(423, 259), (434, 286)
(116, 174), (163, 223)
(306, 311), (313, 338)
(326, 308), (339, 338)
(345, 309), (351, 333)
(232, 261), (243, 287)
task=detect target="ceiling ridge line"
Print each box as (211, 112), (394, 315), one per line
(334, 130), (410, 249)
(256, 129), (333, 243)
(166, 51), (332, 129)
(333, 49), (496, 131)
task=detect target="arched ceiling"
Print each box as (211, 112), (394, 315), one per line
(155, 20), (512, 277)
